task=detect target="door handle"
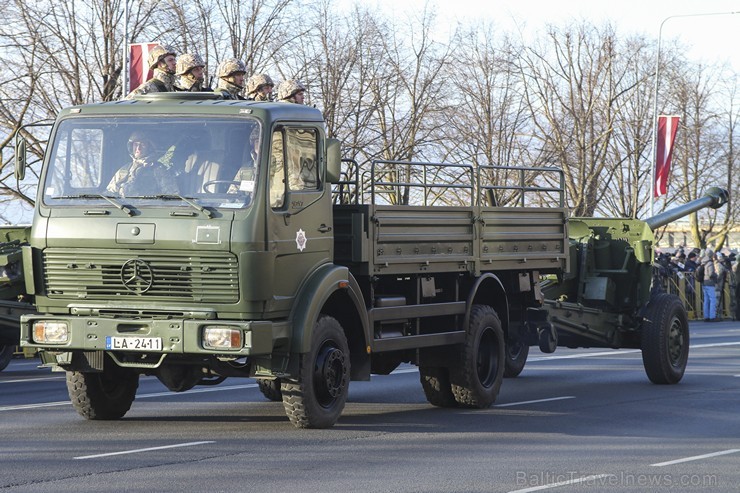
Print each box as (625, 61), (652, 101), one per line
(318, 224), (332, 233)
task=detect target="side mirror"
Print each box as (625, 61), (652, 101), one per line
(14, 136), (26, 182)
(326, 138), (341, 184)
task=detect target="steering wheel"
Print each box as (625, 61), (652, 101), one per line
(202, 180), (240, 193)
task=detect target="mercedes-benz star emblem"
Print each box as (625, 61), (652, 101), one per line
(120, 259), (154, 293)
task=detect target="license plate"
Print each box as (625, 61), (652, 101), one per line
(106, 336), (163, 351)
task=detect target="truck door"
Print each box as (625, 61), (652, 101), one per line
(266, 125), (333, 315)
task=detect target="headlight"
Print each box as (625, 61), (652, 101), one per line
(203, 326), (242, 350)
(33, 321), (69, 344)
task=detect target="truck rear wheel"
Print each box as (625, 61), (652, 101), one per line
(257, 378), (283, 401)
(0, 345), (13, 372)
(641, 293), (689, 384)
(66, 356), (139, 420)
(504, 339), (529, 378)
(281, 315), (350, 428)
(419, 366), (457, 407)
(450, 305), (505, 408)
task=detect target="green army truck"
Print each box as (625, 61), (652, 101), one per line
(17, 93), (568, 428)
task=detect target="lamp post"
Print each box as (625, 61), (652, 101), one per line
(122, 1), (129, 96)
(649, 10), (739, 217)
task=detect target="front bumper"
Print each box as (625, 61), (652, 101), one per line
(20, 314), (276, 356)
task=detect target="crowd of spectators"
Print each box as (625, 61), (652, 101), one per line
(654, 246), (738, 321)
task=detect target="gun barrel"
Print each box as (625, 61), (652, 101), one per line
(645, 187), (729, 231)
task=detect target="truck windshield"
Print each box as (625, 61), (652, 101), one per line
(42, 116), (261, 209)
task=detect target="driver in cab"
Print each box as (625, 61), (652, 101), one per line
(107, 131), (179, 197)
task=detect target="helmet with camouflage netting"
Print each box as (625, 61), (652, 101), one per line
(148, 45), (177, 70)
(276, 79), (306, 101)
(217, 58), (247, 79)
(246, 73), (274, 96)
(176, 53), (205, 76)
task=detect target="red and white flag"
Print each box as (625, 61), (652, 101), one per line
(654, 115), (680, 198)
(128, 43), (159, 92)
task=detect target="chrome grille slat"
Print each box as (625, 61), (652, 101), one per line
(43, 249), (239, 303)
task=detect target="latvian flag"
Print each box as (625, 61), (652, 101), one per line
(654, 115), (680, 198)
(128, 43), (160, 92)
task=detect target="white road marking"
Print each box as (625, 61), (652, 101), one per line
(0, 383), (258, 412)
(0, 376), (65, 384)
(495, 396), (575, 408)
(651, 449), (740, 467)
(528, 341), (740, 362)
(74, 441), (215, 460)
(507, 474), (614, 493)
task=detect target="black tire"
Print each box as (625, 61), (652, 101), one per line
(281, 316), (350, 428)
(257, 378), (283, 401)
(504, 338), (529, 378)
(419, 366), (457, 407)
(66, 356), (140, 420)
(0, 345), (13, 372)
(641, 293), (690, 384)
(450, 305), (505, 408)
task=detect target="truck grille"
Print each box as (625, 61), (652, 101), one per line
(42, 249), (239, 303)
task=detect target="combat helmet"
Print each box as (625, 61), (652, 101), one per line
(246, 73), (274, 97)
(127, 131), (156, 160)
(148, 45), (177, 71)
(276, 79), (306, 101)
(217, 58), (247, 79)
(176, 53), (205, 76)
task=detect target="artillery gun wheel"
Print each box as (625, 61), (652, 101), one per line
(419, 366), (457, 407)
(281, 316), (350, 428)
(641, 293), (689, 384)
(504, 339), (529, 378)
(0, 345), (13, 371)
(257, 378), (283, 401)
(450, 305), (505, 407)
(66, 356), (139, 419)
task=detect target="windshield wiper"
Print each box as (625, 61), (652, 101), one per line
(54, 194), (133, 216)
(127, 194), (213, 218)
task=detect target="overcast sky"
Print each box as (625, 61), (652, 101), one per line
(352, 0), (740, 71)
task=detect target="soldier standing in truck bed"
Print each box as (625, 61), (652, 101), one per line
(125, 45), (178, 98)
(174, 53), (208, 92)
(246, 73), (274, 101)
(276, 79), (306, 104)
(214, 59), (247, 100)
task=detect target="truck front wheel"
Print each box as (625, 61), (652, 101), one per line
(66, 356), (140, 420)
(451, 305), (505, 408)
(0, 345), (13, 372)
(257, 378), (283, 401)
(641, 293), (689, 384)
(419, 366), (457, 407)
(281, 316), (350, 428)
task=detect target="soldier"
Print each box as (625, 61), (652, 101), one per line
(245, 73), (274, 101)
(126, 45), (177, 98)
(107, 131), (179, 196)
(214, 58), (247, 100)
(174, 53), (207, 92)
(275, 79), (306, 104)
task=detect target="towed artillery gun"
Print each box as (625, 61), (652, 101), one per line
(0, 226), (35, 371)
(508, 188), (729, 384)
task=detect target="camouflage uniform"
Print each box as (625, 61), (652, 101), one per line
(107, 132), (179, 196)
(126, 45), (177, 99)
(246, 73), (274, 101)
(174, 53), (207, 92)
(276, 79), (306, 104)
(214, 58), (247, 100)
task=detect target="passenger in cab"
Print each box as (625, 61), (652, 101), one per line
(107, 131), (179, 197)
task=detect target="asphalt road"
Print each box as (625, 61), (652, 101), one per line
(1, 321), (739, 492)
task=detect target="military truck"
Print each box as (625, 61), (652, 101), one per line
(16, 93), (569, 428)
(510, 188), (728, 385)
(0, 225), (35, 371)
